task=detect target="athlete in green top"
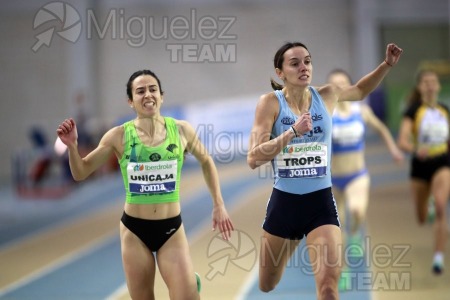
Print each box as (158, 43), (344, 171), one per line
(120, 116), (184, 204)
(56, 69), (234, 300)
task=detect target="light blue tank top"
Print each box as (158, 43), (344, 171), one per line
(332, 103), (366, 153)
(271, 87), (332, 194)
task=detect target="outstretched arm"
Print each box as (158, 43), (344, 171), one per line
(56, 118), (120, 181)
(397, 117), (418, 154)
(179, 120), (234, 240)
(338, 43), (403, 102)
(362, 105), (404, 163)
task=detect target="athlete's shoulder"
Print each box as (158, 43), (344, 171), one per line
(172, 118), (190, 128)
(172, 119), (196, 139)
(358, 102), (371, 113)
(314, 84), (334, 98)
(403, 101), (422, 118)
(259, 91), (278, 103)
(105, 125), (125, 137)
(101, 125), (125, 150)
(438, 101), (450, 113)
(253, 92), (280, 122)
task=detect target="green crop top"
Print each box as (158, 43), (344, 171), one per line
(119, 117), (184, 204)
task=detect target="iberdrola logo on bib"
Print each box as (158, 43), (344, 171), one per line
(283, 144), (322, 154)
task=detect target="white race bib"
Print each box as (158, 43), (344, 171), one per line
(419, 109), (449, 145)
(276, 142), (328, 178)
(127, 160), (177, 194)
(332, 121), (364, 146)
(419, 122), (449, 145)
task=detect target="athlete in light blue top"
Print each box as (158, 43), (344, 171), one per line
(272, 88), (332, 194)
(332, 102), (366, 154)
(247, 42), (403, 299)
(328, 69), (404, 291)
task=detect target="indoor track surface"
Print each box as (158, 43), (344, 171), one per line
(1, 137), (450, 300)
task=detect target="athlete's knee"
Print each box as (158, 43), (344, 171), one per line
(316, 270), (339, 300)
(317, 278), (338, 300)
(318, 285), (338, 300)
(127, 283), (155, 300)
(416, 209), (427, 225)
(259, 273), (279, 293)
(352, 208), (365, 221)
(168, 287), (198, 300)
(259, 280), (277, 293)
(434, 200), (447, 220)
(417, 216), (426, 225)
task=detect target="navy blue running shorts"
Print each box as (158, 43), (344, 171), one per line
(262, 187), (340, 240)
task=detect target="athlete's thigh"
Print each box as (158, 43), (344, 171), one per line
(120, 222), (156, 298)
(306, 224), (342, 280)
(411, 179), (430, 207)
(411, 178), (431, 222)
(260, 231), (299, 269)
(431, 167), (450, 207)
(156, 225), (198, 300)
(332, 187), (346, 221)
(345, 173), (370, 215)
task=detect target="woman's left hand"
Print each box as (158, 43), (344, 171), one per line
(212, 204), (234, 240)
(385, 43), (403, 67)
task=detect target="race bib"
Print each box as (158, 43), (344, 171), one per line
(127, 160), (177, 194)
(276, 142), (328, 178)
(332, 121), (364, 146)
(418, 108), (449, 145)
(419, 122), (449, 145)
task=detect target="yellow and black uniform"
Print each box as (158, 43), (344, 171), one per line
(119, 117), (185, 251)
(404, 101), (450, 182)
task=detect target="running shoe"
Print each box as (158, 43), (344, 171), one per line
(347, 234), (364, 258)
(338, 268), (351, 292)
(195, 272), (202, 293)
(432, 262), (444, 275)
(427, 196), (436, 223)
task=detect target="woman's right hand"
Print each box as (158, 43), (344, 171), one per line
(415, 145), (429, 160)
(56, 118), (78, 146)
(293, 112), (313, 136)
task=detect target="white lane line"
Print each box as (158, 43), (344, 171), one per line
(234, 264), (259, 300)
(104, 283), (128, 300)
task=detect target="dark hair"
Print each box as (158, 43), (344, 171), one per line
(327, 68), (353, 85)
(406, 69), (439, 107)
(126, 69), (164, 100)
(270, 42), (309, 90)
